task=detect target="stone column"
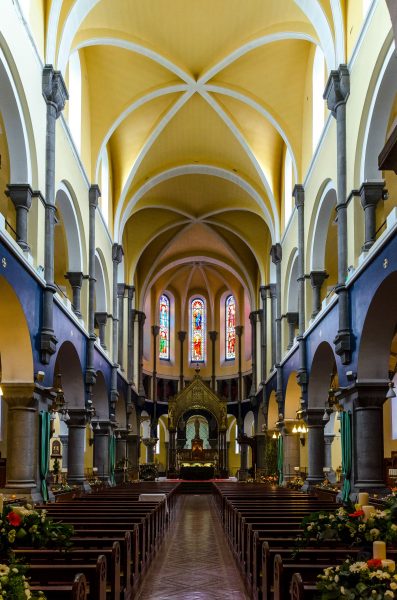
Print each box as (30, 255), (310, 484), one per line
(40, 66), (68, 364)
(65, 271), (84, 318)
(310, 271), (328, 318)
(110, 244), (123, 417)
(218, 429), (228, 477)
(209, 331), (218, 391)
(359, 180), (385, 251)
(259, 286), (267, 384)
(95, 312), (108, 350)
(324, 434), (336, 482)
(281, 422), (300, 483)
(168, 429), (177, 476)
(117, 284), (126, 370)
(67, 409), (90, 489)
(126, 287), (135, 386)
(178, 331), (186, 391)
(93, 421), (112, 482)
(268, 284), (277, 370)
(126, 433), (140, 474)
(2, 384), (37, 492)
(151, 325), (160, 434)
(270, 244), (283, 412)
(143, 438), (157, 464)
(116, 430), (127, 464)
(324, 65), (352, 364)
(86, 185), (100, 405)
(5, 184), (34, 252)
(137, 311), (146, 399)
(255, 432), (267, 471)
(249, 311), (259, 398)
(303, 408), (325, 488)
(58, 434), (68, 471)
(286, 312), (298, 350)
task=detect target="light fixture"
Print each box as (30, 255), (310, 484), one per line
(272, 431), (277, 439)
(0, 386), (3, 397)
(386, 381), (396, 399)
(95, 420), (100, 430)
(292, 424), (297, 434)
(322, 406), (330, 422)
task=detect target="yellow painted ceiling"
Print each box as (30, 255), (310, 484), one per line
(45, 0), (348, 307)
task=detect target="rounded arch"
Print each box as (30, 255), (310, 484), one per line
(94, 251), (109, 312)
(54, 341), (85, 409)
(357, 271), (397, 380)
(284, 371), (300, 419)
(308, 341), (338, 409)
(115, 392), (127, 428)
(244, 410), (254, 436)
(285, 248), (298, 313)
(93, 371), (109, 420)
(0, 276), (33, 382)
(267, 390), (279, 430)
(55, 182), (84, 272)
(309, 181), (337, 271)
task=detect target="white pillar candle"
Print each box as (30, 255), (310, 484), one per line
(358, 492), (369, 506)
(373, 541), (387, 560)
(363, 505), (375, 522)
(381, 559), (396, 572)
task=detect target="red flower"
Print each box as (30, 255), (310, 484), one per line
(367, 558), (382, 568)
(6, 511), (22, 527)
(348, 510), (365, 518)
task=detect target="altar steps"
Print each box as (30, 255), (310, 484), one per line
(178, 481), (213, 494)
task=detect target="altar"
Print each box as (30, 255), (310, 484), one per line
(177, 417), (218, 479)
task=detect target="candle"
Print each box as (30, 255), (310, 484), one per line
(0, 494), (3, 515)
(382, 559), (396, 572)
(363, 505), (375, 522)
(358, 492), (369, 506)
(373, 541), (387, 560)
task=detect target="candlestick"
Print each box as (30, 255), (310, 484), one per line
(373, 541), (386, 560)
(381, 559), (396, 572)
(358, 492), (369, 506)
(363, 505), (375, 522)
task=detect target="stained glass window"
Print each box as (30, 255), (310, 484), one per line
(159, 294), (170, 360)
(191, 297), (206, 362)
(226, 295), (236, 360)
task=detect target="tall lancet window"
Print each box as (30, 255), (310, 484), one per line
(159, 294), (170, 360)
(225, 295), (236, 360)
(191, 297), (206, 363)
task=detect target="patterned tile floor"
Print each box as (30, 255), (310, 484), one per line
(135, 495), (250, 600)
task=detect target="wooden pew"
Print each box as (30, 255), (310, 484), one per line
(30, 572), (89, 600)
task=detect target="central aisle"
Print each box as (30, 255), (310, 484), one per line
(136, 494), (249, 600)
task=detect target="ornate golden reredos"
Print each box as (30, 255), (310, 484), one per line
(168, 373), (227, 432)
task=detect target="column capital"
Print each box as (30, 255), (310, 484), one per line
(310, 270), (328, 288)
(267, 283), (277, 299)
(209, 330), (218, 342)
(95, 311), (108, 326)
(137, 311), (146, 324)
(42, 65), (68, 116)
(324, 434), (335, 445)
(303, 408), (326, 427)
(359, 180), (386, 210)
(259, 285), (268, 301)
(117, 283), (126, 298)
(249, 310), (260, 323)
(127, 285), (135, 300)
(338, 380), (389, 408)
(67, 408), (92, 428)
(286, 311), (299, 326)
(323, 64), (350, 116)
(178, 330), (187, 342)
(293, 184), (305, 209)
(65, 271), (84, 287)
(89, 185), (101, 209)
(152, 324), (160, 337)
(235, 325), (243, 337)
(5, 183), (34, 210)
(112, 243), (124, 264)
(270, 243), (282, 265)
(1, 383), (36, 406)
(93, 420), (114, 435)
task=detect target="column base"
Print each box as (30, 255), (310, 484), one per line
(302, 477), (323, 492)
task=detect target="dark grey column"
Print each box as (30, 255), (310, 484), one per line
(116, 430), (127, 464)
(178, 331), (186, 390)
(40, 66), (68, 364)
(59, 434), (69, 470)
(65, 271), (84, 318)
(303, 409), (325, 487)
(168, 429), (177, 476)
(359, 180), (385, 251)
(126, 286), (135, 386)
(236, 325), (243, 430)
(310, 271), (328, 318)
(259, 286), (267, 384)
(209, 331), (218, 391)
(93, 421), (112, 482)
(143, 438), (157, 464)
(249, 311), (259, 398)
(126, 433), (140, 475)
(110, 244), (123, 417)
(86, 185), (100, 406)
(67, 409), (90, 488)
(270, 244), (283, 412)
(281, 421), (300, 483)
(286, 312), (298, 350)
(151, 325), (160, 435)
(95, 312), (108, 350)
(324, 65), (352, 364)
(324, 434), (336, 482)
(137, 311), (146, 399)
(256, 432), (267, 471)
(5, 184), (34, 252)
(117, 284), (126, 370)
(268, 284), (277, 370)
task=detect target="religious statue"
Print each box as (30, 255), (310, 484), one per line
(168, 406), (174, 429)
(194, 417), (201, 440)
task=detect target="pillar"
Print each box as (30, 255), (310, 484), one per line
(93, 421), (112, 482)
(255, 432), (267, 471)
(286, 312), (298, 350)
(209, 331), (218, 391)
(40, 66), (68, 364)
(268, 284), (277, 370)
(116, 430), (127, 464)
(249, 311), (259, 398)
(259, 286), (267, 384)
(126, 286), (135, 386)
(281, 422), (300, 483)
(5, 184), (34, 252)
(293, 184), (308, 405)
(2, 384), (37, 492)
(127, 433), (140, 474)
(236, 325), (243, 430)
(218, 429), (228, 477)
(86, 185), (100, 405)
(143, 438), (157, 464)
(137, 311), (146, 399)
(310, 271), (328, 318)
(178, 331), (186, 391)
(303, 408), (325, 487)
(324, 434), (335, 483)
(65, 271), (84, 318)
(67, 409), (90, 488)
(271, 244), (283, 411)
(117, 284), (126, 370)
(151, 325), (160, 434)
(324, 65), (352, 364)
(95, 312), (108, 349)
(359, 180), (385, 251)
(59, 434), (69, 470)
(168, 429), (177, 476)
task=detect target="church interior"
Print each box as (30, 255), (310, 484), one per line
(2, 0), (397, 598)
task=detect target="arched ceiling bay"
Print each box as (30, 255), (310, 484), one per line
(47, 0), (343, 305)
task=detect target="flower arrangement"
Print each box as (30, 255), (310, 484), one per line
(286, 475), (305, 490)
(0, 558), (46, 600)
(317, 558), (397, 599)
(0, 505), (74, 553)
(260, 474), (278, 485)
(316, 477), (340, 493)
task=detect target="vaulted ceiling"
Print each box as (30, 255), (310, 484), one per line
(44, 0), (351, 308)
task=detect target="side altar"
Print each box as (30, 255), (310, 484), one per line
(167, 369), (228, 479)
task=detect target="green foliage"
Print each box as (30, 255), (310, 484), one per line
(317, 558), (397, 599)
(264, 438), (277, 476)
(0, 557), (46, 599)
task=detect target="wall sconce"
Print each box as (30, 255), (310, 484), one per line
(386, 381), (396, 400)
(299, 432), (306, 446)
